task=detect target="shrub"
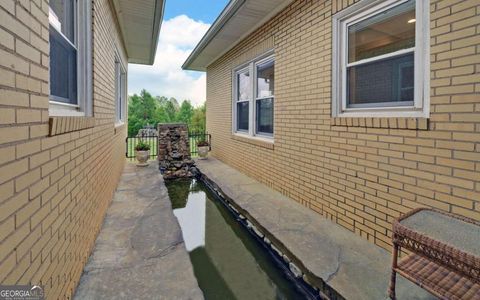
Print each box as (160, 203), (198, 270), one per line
(135, 141), (151, 151)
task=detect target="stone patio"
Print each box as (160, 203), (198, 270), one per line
(73, 157), (437, 299)
(74, 163), (203, 300)
(195, 157), (436, 300)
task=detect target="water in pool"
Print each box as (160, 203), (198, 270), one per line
(165, 179), (307, 300)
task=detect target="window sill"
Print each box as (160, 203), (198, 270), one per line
(49, 116), (95, 136)
(331, 117), (429, 130)
(49, 101), (84, 116)
(114, 122), (125, 135)
(232, 133), (274, 150)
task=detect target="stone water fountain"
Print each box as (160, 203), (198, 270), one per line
(157, 123), (195, 179)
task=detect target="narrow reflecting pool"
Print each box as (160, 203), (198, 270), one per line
(165, 179), (307, 300)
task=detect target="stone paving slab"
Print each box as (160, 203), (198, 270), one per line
(74, 163), (203, 300)
(196, 157), (436, 300)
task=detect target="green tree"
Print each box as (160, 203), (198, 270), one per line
(156, 96), (169, 107)
(169, 97), (180, 110)
(127, 89), (207, 136)
(191, 103), (206, 132)
(154, 105), (169, 123)
(164, 99), (178, 122)
(127, 89), (158, 136)
(176, 100), (194, 124)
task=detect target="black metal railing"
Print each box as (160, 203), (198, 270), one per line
(125, 135), (158, 159)
(125, 131), (211, 158)
(189, 131), (211, 156)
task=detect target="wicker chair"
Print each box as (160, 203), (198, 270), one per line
(389, 208), (480, 300)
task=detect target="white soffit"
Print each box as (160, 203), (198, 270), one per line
(112, 0), (165, 65)
(182, 0), (294, 71)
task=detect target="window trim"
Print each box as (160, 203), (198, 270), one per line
(115, 51), (127, 125)
(234, 66), (251, 133)
(332, 0), (429, 118)
(232, 50), (275, 141)
(254, 55), (275, 137)
(48, 0), (93, 117)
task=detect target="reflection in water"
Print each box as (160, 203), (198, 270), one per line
(173, 191), (206, 251)
(166, 179), (305, 300)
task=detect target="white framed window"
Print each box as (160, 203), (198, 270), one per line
(49, 0), (92, 116)
(332, 0), (429, 118)
(115, 55), (127, 124)
(235, 67), (250, 132)
(233, 52), (274, 140)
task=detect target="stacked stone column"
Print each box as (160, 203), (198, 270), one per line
(158, 123), (194, 179)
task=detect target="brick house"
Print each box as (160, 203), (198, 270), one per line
(183, 0), (480, 251)
(0, 0), (164, 298)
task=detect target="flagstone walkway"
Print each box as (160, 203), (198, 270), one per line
(74, 163), (203, 300)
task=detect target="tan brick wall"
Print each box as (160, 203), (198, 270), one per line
(206, 0), (480, 251)
(0, 0), (127, 298)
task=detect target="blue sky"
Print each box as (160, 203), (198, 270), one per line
(128, 0), (229, 106)
(163, 0), (228, 23)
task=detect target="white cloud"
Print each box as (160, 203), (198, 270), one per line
(128, 15), (209, 106)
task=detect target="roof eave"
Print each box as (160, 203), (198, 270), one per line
(113, 0), (165, 66)
(182, 0), (294, 72)
(182, 0), (246, 72)
(145, 0), (164, 65)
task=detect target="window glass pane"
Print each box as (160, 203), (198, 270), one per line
(237, 71), (250, 101)
(49, 0), (75, 43)
(348, 0), (415, 63)
(237, 102), (249, 131)
(257, 60), (274, 98)
(50, 26), (77, 104)
(399, 62), (414, 101)
(347, 53), (414, 106)
(256, 98), (273, 134)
